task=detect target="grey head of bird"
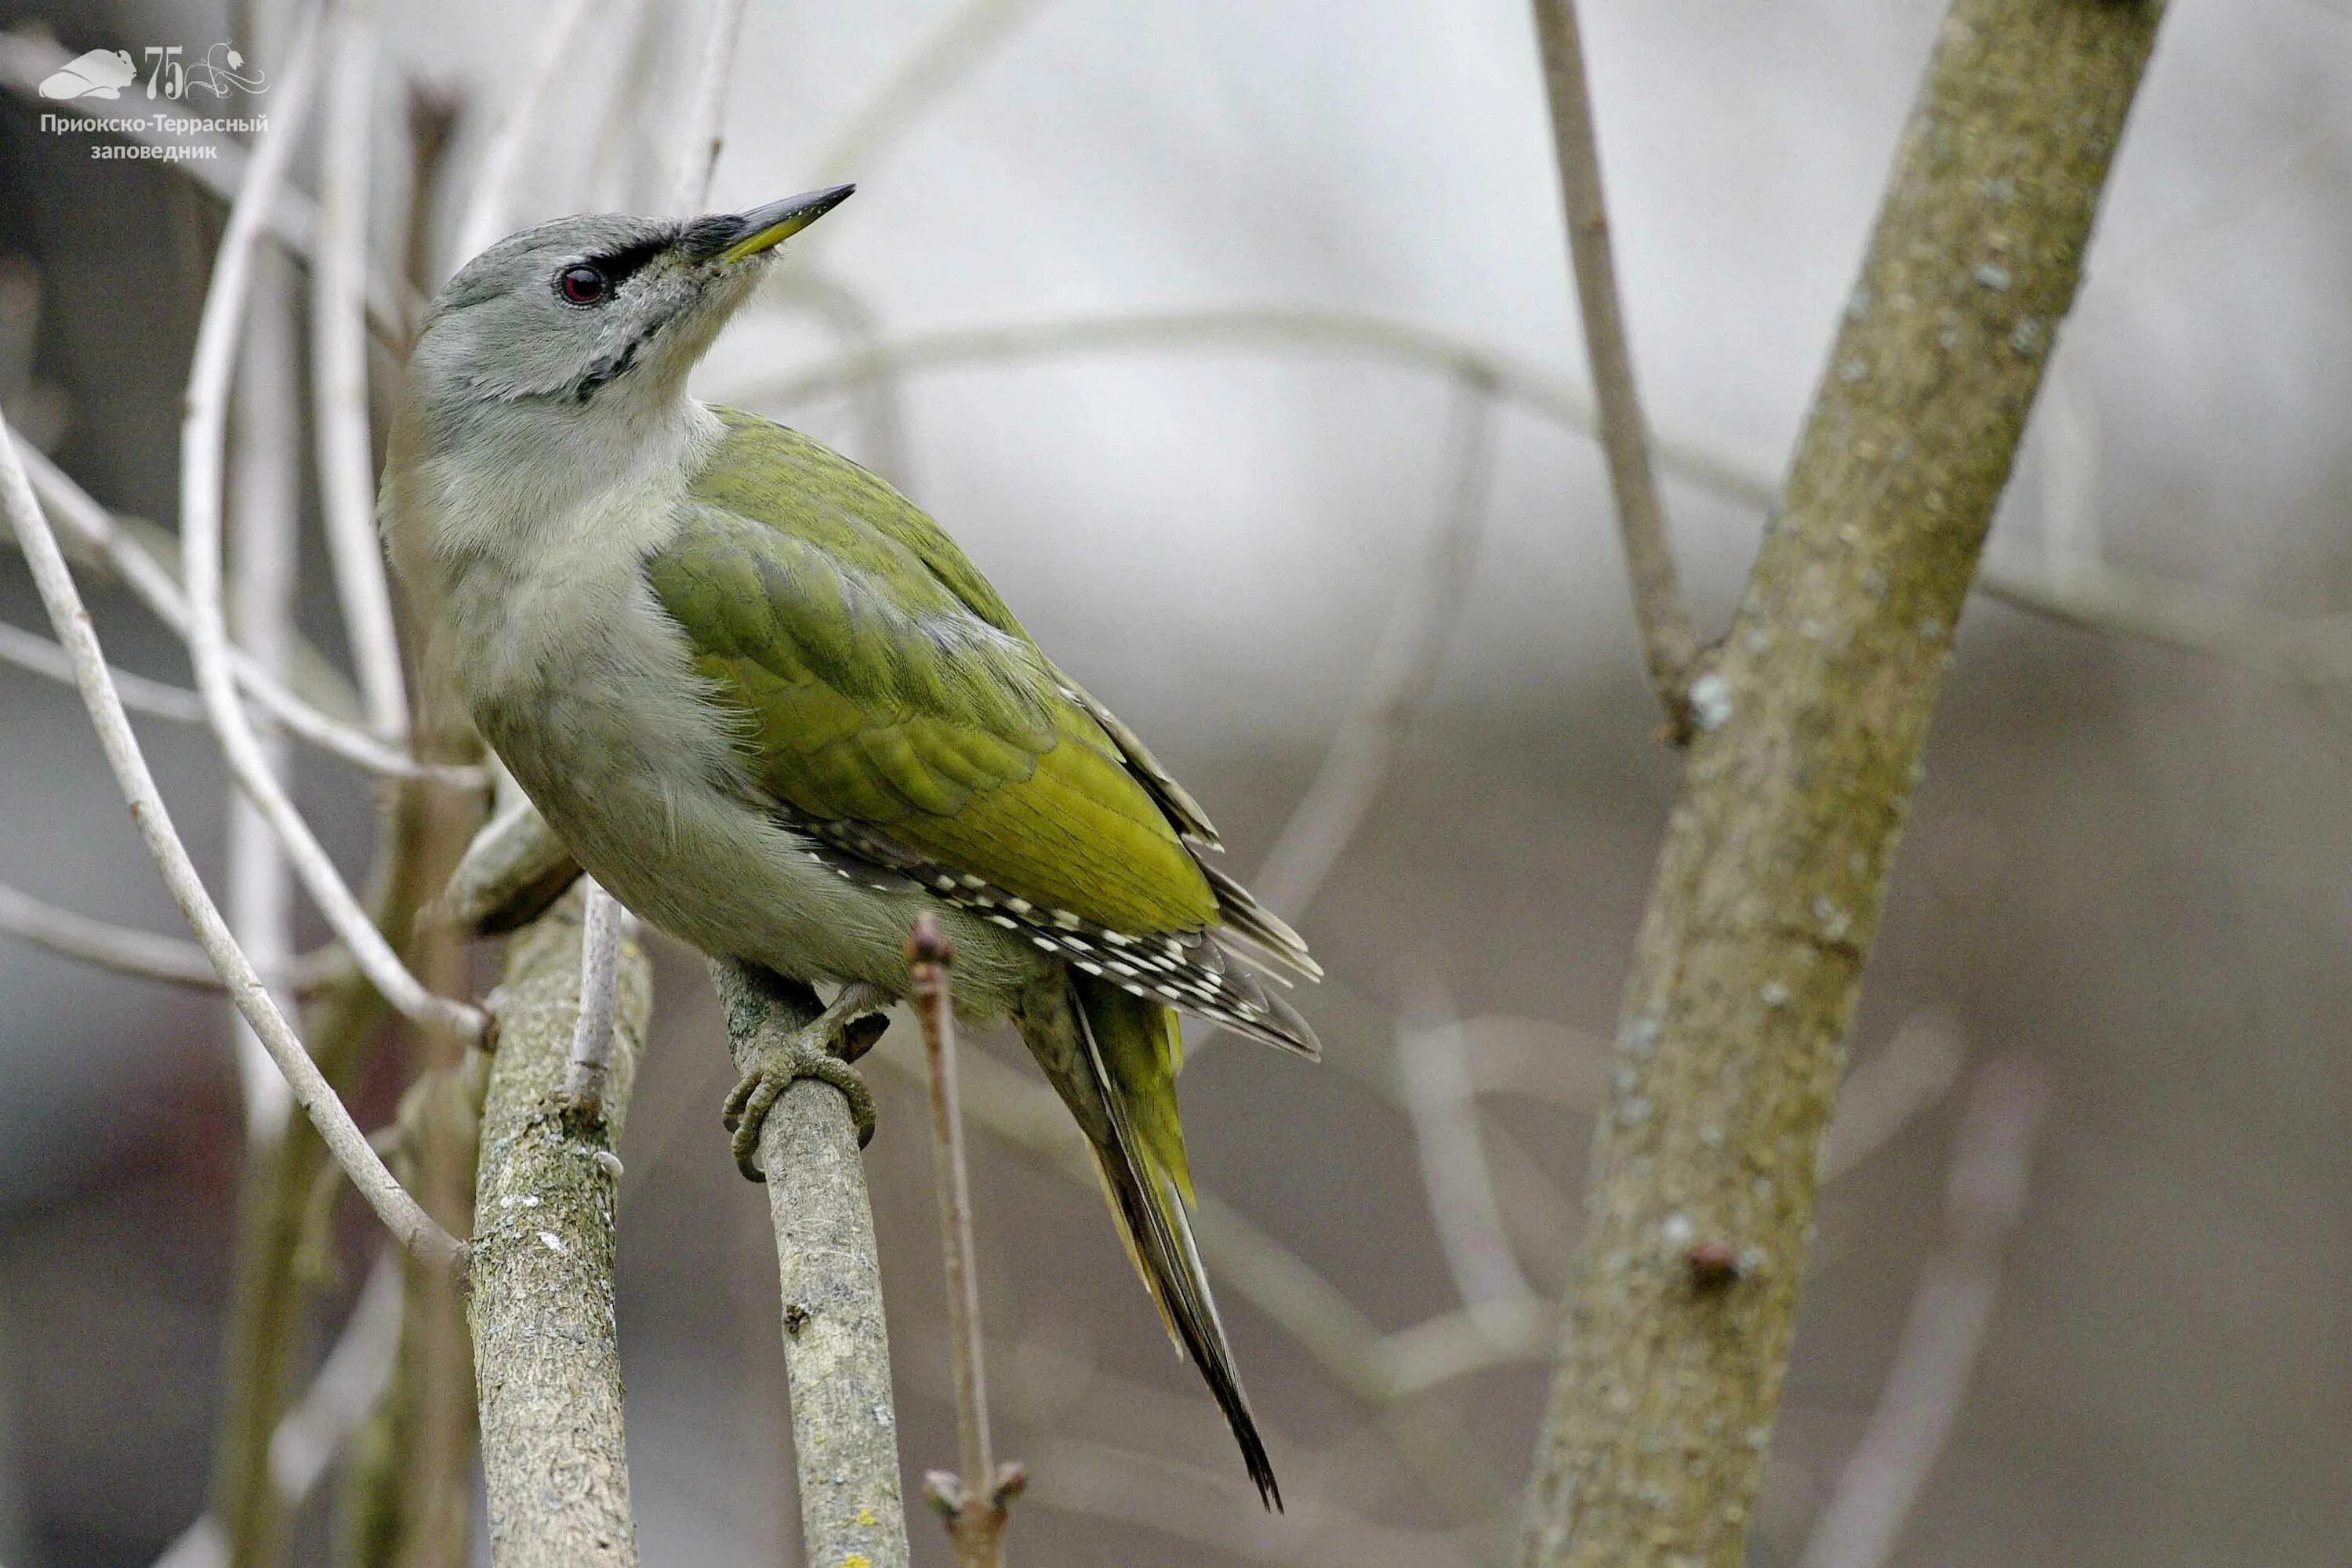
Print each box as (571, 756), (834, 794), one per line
(404, 183), (853, 427)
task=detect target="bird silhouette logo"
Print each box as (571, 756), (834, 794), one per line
(38, 48), (135, 100)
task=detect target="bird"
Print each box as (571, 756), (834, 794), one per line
(380, 186), (1319, 1507)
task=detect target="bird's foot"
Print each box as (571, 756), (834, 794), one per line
(722, 982), (891, 1180)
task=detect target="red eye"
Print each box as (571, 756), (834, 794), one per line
(558, 264), (608, 304)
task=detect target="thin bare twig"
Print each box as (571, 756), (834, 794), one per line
(0, 407), (461, 1268)
(561, 880), (626, 1113)
(448, 0), (601, 267)
(9, 438), (479, 782)
(1395, 965), (1536, 1323)
(0, 879), (341, 993)
(909, 914), (1025, 1565)
(172, 12), (483, 1044)
(151, 1252), (406, 1568)
(0, 619), (206, 720)
(225, 239), (303, 1138)
(1530, 0), (1701, 735)
(1795, 1058), (2048, 1568)
(670, 0), (752, 215)
(314, 3), (411, 741)
(729, 307), (2352, 692)
(716, 305), (1787, 499)
(1032, 1436), (1479, 1568)
(809, 0), (1050, 183)
(1250, 376), (1496, 920)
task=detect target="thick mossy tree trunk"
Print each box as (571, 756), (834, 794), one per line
(1515, 3), (2165, 1564)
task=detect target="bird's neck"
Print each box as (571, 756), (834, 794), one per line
(380, 383), (723, 701)
(387, 383), (720, 575)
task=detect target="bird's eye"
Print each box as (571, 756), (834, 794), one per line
(557, 264), (609, 305)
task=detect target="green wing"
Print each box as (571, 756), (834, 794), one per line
(648, 406), (1218, 937)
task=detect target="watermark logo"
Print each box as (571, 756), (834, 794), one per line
(40, 42), (267, 102)
(35, 42), (269, 159)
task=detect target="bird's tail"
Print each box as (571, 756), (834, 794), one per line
(1015, 969), (1279, 1508)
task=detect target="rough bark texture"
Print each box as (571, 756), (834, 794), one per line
(1515, 4), (2165, 1565)
(712, 960), (912, 1568)
(468, 888), (652, 1568)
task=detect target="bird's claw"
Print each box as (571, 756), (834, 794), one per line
(722, 986), (890, 1180)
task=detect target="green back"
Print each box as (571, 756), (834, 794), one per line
(647, 408), (1217, 935)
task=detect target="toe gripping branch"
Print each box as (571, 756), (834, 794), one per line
(721, 978), (892, 1181)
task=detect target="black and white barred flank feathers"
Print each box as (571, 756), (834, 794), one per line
(786, 813), (1319, 1059)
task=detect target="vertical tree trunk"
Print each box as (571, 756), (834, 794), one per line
(1515, 4), (2165, 1564)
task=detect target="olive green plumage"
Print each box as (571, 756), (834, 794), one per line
(655, 408), (1219, 935)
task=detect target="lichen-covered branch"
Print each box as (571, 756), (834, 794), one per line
(1514, 5), (2165, 1565)
(468, 888), (652, 1568)
(710, 960), (910, 1568)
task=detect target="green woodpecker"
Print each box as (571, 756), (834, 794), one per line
(382, 186), (1318, 1504)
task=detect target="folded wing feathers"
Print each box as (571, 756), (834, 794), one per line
(791, 813), (1319, 1059)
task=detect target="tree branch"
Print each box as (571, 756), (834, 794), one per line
(670, 0), (751, 215)
(1513, 5), (2163, 1564)
(448, 0), (599, 268)
(313, 3), (411, 741)
(171, 8), (483, 1044)
(561, 880), (627, 1112)
(8, 439), (475, 782)
(710, 960), (910, 1568)
(470, 887), (652, 1568)
(1530, 0), (1703, 735)
(1249, 376), (1496, 922)
(723, 307), (2352, 690)
(0, 878), (341, 993)
(0, 619), (207, 720)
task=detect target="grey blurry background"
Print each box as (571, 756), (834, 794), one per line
(2, 0), (2350, 1563)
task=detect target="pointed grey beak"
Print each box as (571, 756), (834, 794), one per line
(714, 184), (855, 263)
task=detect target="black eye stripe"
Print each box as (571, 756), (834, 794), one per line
(587, 233), (672, 285)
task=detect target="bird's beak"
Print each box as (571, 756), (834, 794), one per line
(714, 184), (856, 263)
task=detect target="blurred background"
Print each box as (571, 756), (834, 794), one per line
(3, 0), (2350, 1563)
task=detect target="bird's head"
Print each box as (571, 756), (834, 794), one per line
(406, 184), (854, 419)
